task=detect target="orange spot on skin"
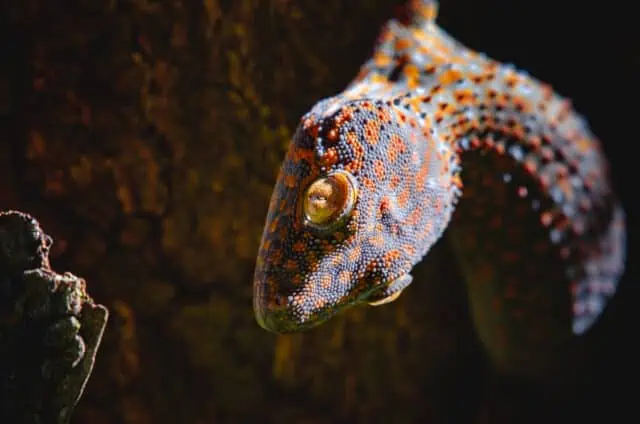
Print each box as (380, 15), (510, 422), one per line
(395, 38), (412, 51)
(504, 73), (520, 87)
(406, 97), (423, 114)
(453, 88), (475, 105)
(338, 270), (352, 285)
(370, 74), (389, 85)
(344, 131), (365, 173)
(377, 107), (392, 123)
(575, 137), (593, 154)
(415, 156), (430, 188)
(320, 273), (332, 289)
(261, 238), (272, 252)
(404, 207), (422, 226)
(268, 217), (280, 233)
(512, 96), (531, 113)
(361, 177), (376, 191)
(496, 93), (512, 110)
(312, 296), (328, 309)
(439, 68), (463, 85)
(364, 120), (380, 145)
(373, 160), (386, 180)
(390, 175), (401, 190)
(347, 246), (362, 262)
(388, 134), (406, 162)
(403, 63), (420, 88)
(378, 196), (391, 218)
(327, 254), (342, 267)
(397, 185), (411, 209)
(360, 101), (374, 111)
(416, 220), (433, 242)
(374, 52), (391, 67)
(327, 128), (339, 142)
(505, 121), (526, 140)
(381, 249), (401, 267)
(370, 233), (385, 248)
(320, 148), (339, 166)
(335, 108), (354, 126)
(421, 2), (438, 20)
(452, 174), (463, 189)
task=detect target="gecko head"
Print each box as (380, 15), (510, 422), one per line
(253, 97), (456, 333)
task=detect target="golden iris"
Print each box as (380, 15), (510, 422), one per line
(303, 170), (357, 230)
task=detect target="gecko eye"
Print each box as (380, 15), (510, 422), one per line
(302, 170), (358, 231)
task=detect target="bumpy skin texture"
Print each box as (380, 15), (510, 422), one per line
(0, 211), (108, 423)
(254, 0), (626, 371)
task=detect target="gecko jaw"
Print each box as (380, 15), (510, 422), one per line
(367, 289), (403, 306)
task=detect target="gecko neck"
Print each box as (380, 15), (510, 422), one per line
(347, 82), (623, 377)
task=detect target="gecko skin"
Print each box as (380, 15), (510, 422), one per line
(253, 0), (626, 373)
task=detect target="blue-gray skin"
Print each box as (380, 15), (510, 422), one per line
(253, 0), (626, 380)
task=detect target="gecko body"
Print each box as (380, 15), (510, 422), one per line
(253, 0), (626, 374)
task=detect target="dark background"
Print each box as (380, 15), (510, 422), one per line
(0, 0), (636, 422)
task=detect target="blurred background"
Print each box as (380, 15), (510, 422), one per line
(0, 0), (636, 422)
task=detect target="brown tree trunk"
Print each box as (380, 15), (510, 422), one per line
(0, 0), (635, 423)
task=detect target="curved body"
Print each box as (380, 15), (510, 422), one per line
(253, 0), (626, 375)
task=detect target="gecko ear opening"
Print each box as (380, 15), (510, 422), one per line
(366, 274), (413, 306)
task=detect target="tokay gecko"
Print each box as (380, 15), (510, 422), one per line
(252, 0), (626, 373)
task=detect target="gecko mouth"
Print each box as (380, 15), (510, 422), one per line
(365, 274), (414, 307)
(367, 289), (404, 306)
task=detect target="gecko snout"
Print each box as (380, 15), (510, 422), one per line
(253, 290), (314, 333)
(253, 292), (288, 333)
